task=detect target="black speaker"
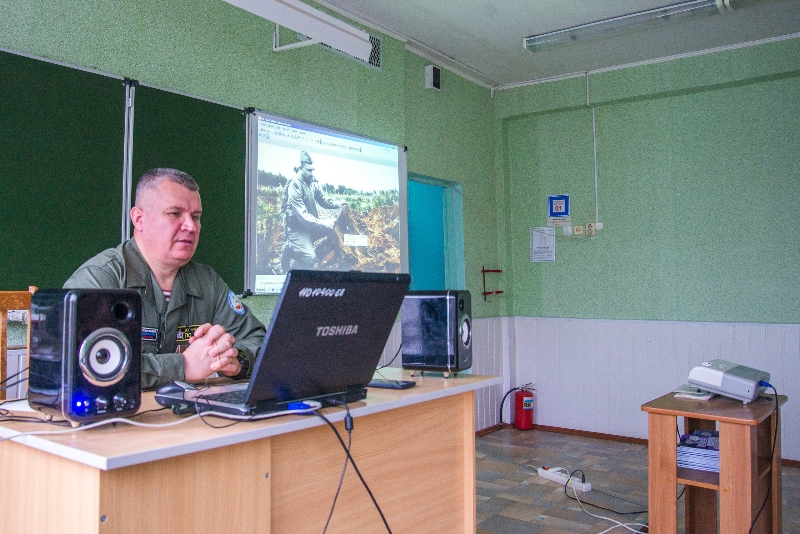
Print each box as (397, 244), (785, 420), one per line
(28, 289), (142, 425)
(401, 290), (472, 377)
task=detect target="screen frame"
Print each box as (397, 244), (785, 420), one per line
(244, 110), (408, 294)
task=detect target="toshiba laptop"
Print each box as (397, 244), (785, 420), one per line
(155, 270), (410, 416)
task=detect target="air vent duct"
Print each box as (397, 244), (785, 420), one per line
(297, 31), (382, 70)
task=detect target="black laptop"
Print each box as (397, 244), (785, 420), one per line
(156, 270), (410, 416)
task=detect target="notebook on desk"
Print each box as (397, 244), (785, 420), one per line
(155, 269), (410, 416)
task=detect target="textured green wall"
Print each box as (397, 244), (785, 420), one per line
(5, 1), (797, 324)
(497, 39), (800, 323)
(403, 53), (499, 318)
(0, 0), (406, 142)
(0, 0), (497, 321)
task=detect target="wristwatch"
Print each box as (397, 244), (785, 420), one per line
(234, 350), (250, 379)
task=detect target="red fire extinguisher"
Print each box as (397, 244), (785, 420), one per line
(514, 385), (535, 430)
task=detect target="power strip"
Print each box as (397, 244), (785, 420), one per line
(537, 467), (592, 492)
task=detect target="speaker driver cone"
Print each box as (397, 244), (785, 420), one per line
(460, 315), (472, 348)
(79, 327), (132, 386)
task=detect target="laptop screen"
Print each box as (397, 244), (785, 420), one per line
(244, 270), (410, 406)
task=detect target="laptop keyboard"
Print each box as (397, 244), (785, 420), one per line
(201, 389), (247, 404)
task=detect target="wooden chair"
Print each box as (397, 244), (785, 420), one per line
(0, 287), (37, 401)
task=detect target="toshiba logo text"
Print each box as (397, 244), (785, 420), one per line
(316, 325), (359, 337)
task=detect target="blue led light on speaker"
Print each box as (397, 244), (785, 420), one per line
(73, 392), (93, 414)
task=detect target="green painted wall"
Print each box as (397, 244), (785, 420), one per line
(4, 1), (798, 325)
(497, 39), (800, 323)
(0, 0), (498, 321)
(403, 53), (499, 318)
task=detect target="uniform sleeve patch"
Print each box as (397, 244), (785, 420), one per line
(228, 290), (245, 315)
(142, 327), (159, 342)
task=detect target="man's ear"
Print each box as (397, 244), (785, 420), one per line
(130, 206), (144, 231)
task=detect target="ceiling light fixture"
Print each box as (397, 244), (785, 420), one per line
(524, 0), (761, 53)
(223, 0), (372, 62)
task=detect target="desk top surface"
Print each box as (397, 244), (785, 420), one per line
(641, 391), (787, 424)
(0, 368), (500, 471)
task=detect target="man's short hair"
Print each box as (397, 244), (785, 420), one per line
(135, 168), (199, 206)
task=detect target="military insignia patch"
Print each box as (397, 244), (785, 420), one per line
(142, 327), (159, 343)
(176, 325), (201, 342)
(228, 290), (245, 315)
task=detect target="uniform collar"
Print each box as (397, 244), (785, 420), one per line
(123, 239), (205, 303)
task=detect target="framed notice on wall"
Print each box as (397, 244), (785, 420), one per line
(531, 227), (555, 262)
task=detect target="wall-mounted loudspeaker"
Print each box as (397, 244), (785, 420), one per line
(425, 64), (441, 91)
(28, 289), (142, 426)
(401, 290), (471, 378)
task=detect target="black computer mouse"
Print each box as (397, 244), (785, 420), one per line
(156, 381), (195, 395)
(155, 381), (197, 415)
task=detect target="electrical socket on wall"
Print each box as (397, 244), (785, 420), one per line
(586, 222), (596, 237)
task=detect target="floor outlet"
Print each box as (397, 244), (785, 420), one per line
(537, 467), (592, 492)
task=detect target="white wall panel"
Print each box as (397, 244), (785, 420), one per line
(504, 317), (799, 461)
(471, 317), (506, 431)
(379, 315), (798, 461)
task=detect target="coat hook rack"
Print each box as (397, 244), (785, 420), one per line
(482, 266), (503, 301)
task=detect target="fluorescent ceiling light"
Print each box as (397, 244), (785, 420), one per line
(524, 0), (759, 53)
(223, 0), (372, 62)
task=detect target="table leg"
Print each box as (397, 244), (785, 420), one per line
(719, 421), (756, 534)
(770, 409), (782, 534)
(648, 412), (677, 534)
(683, 417), (717, 534)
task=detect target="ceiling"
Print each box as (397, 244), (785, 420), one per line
(314, 0), (800, 87)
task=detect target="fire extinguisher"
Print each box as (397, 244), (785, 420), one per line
(514, 385), (535, 430)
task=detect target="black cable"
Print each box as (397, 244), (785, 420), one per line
(499, 387), (521, 426)
(592, 488), (649, 509)
(749, 383), (779, 534)
(322, 401), (353, 534)
(0, 410), (70, 426)
(0, 377), (28, 391)
(0, 366), (28, 387)
(0, 407), (72, 433)
(376, 344), (402, 370)
(564, 469), (648, 516)
(192, 393), (244, 429)
(312, 410), (392, 534)
(127, 406), (170, 418)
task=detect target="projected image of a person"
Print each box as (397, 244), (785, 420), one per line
(280, 151), (345, 273)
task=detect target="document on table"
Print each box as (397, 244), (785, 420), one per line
(674, 384), (715, 400)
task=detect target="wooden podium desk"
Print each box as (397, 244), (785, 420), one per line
(0, 369), (500, 534)
(641, 392), (787, 534)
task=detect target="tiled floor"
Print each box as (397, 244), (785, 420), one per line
(476, 428), (800, 534)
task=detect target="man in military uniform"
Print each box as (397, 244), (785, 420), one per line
(280, 151), (344, 273)
(64, 168), (266, 389)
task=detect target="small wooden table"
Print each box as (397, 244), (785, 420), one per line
(642, 392), (786, 534)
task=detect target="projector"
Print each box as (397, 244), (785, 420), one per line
(688, 359), (769, 404)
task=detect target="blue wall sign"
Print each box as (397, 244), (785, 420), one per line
(548, 195), (570, 218)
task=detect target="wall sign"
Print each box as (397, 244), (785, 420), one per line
(548, 194), (570, 218)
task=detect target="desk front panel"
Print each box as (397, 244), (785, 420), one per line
(1, 383), (482, 533)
